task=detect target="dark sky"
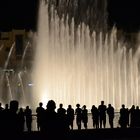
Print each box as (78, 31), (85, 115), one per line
(108, 0), (140, 32)
(0, 0), (38, 31)
(0, 0), (140, 32)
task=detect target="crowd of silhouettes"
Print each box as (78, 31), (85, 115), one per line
(1, 100), (140, 137)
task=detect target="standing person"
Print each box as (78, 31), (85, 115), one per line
(17, 108), (25, 132)
(0, 102), (4, 131)
(129, 105), (136, 127)
(75, 104), (82, 130)
(1, 104), (9, 133)
(107, 104), (114, 128)
(57, 103), (68, 133)
(57, 103), (66, 117)
(135, 106), (140, 127)
(91, 105), (99, 128)
(98, 101), (107, 128)
(24, 106), (32, 132)
(0, 102), (4, 111)
(42, 100), (58, 135)
(119, 104), (128, 128)
(4, 104), (9, 111)
(43, 100), (68, 139)
(82, 105), (88, 129)
(36, 102), (45, 131)
(67, 105), (74, 130)
(5, 100), (19, 135)
(3, 104), (9, 116)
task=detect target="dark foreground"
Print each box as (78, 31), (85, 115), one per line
(2, 128), (140, 140)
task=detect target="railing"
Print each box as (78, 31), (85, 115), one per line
(25, 112), (120, 131)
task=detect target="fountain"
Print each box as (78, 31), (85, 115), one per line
(0, 0), (140, 110)
(0, 42), (32, 107)
(32, 0), (140, 109)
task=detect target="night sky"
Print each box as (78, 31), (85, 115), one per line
(0, 0), (140, 32)
(108, 0), (140, 32)
(0, 0), (38, 31)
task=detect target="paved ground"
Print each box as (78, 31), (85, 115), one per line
(2, 128), (140, 140)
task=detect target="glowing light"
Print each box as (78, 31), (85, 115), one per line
(18, 83), (21, 87)
(28, 83), (34, 87)
(32, 1), (140, 109)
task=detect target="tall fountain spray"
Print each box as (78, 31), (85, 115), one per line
(32, 0), (140, 109)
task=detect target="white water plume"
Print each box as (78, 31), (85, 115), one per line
(32, 1), (140, 109)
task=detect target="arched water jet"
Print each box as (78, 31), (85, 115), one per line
(0, 44), (4, 51)
(5, 73), (13, 101)
(21, 42), (30, 68)
(4, 43), (15, 70)
(18, 72), (26, 106)
(0, 43), (15, 102)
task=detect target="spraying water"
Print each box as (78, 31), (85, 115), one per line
(6, 73), (13, 100)
(18, 72), (26, 106)
(0, 41), (32, 106)
(21, 42), (30, 68)
(4, 43), (15, 70)
(0, 43), (15, 102)
(0, 0), (140, 110)
(32, 1), (140, 109)
(0, 45), (4, 51)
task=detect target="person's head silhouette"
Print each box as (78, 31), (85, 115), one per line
(122, 104), (125, 108)
(101, 101), (104, 105)
(68, 105), (72, 109)
(10, 100), (19, 113)
(76, 104), (80, 108)
(47, 100), (56, 111)
(83, 105), (86, 109)
(39, 102), (43, 107)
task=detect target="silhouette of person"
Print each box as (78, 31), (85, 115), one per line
(24, 106), (32, 132)
(135, 106), (140, 127)
(91, 105), (99, 128)
(3, 100), (19, 137)
(0, 102), (4, 120)
(36, 102), (45, 131)
(42, 100), (61, 139)
(17, 107), (25, 132)
(57, 103), (68, 134)
(75, 103), (82, 130)
(82, 105), (88, 129)
(57, 103), (66, 117)
(0, 102), (4, 111)
(126, 108), (129, 127)
(4, 104), (9, 111)
(98, 101), (107, 128)
(129, 105), (136, 127)
(0, 104), (10, 132)
(3, 104), (9, 115)
(67, 105), (74, 130)
(119, 104), (128, 128)
(0, 102), (4, 132)
(107, 104), (114, 128)
(42, 100), (57, 131)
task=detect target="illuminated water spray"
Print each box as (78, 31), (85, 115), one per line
(32, 0), (140, 109)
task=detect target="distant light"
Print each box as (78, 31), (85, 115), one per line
(28, 83), (34, 86)
(3, 69), (14, 72)
(18, 83), (21, 87)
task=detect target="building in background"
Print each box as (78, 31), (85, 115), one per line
(0, 29), (138, 71)
(0, 29), (33, 71)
